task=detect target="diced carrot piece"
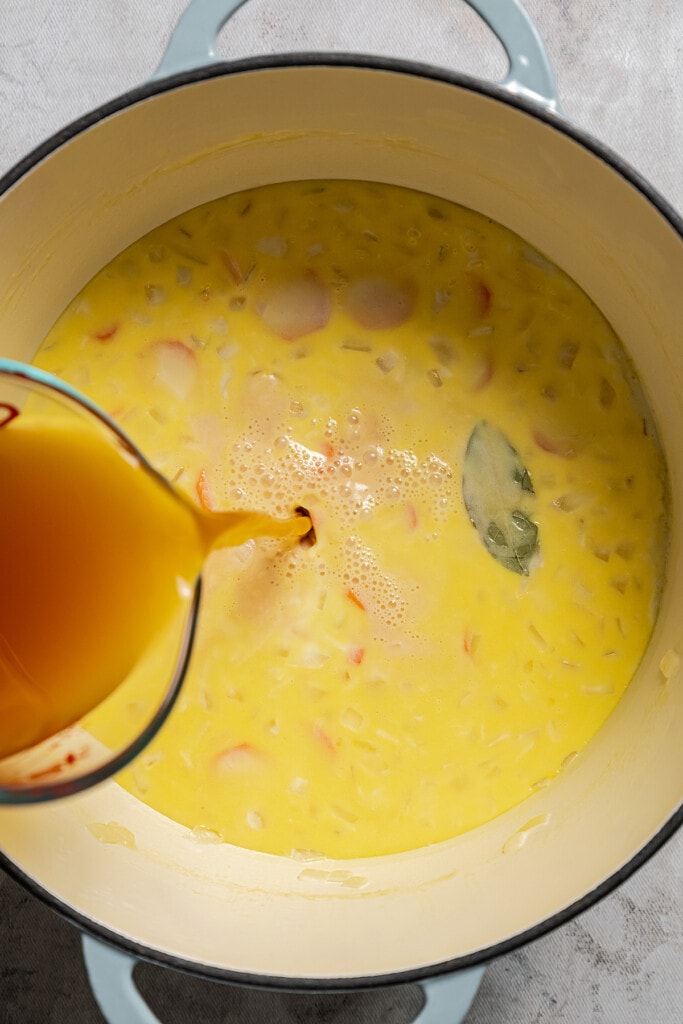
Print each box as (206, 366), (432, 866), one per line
(321, 441), (335, 460)
(467, 273), (492, 318)
(471, 355), (494, 391)
(348, 646), (365, 665)
(346, 589), (366, 612)
(463, 631), (480, 657)
(313, 723), (336, 755)
(406, 504), (418, 531)
(219, 249), (245, 284)
(93, 323), (119, 342)
(196, 468), (215, 511)
(533, 429), (576, 458)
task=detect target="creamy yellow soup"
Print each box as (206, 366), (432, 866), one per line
(34, 180), (667, 859)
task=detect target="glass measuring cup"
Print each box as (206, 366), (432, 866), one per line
(0, 358), (311, 803)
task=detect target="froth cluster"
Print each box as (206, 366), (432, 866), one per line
(218, 407), (455, 631)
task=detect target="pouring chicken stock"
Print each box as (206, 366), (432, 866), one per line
(0, 358), (312, 802)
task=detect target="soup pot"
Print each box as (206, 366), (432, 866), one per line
(1, 1), (682, 1021)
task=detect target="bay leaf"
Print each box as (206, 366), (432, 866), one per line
(462, 420), (539, 575)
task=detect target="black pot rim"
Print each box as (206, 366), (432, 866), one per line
(1, 51), (682, 993)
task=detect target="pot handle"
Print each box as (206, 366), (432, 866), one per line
(416, 966), (487, 1023)
(82, 935), (162, 1024)
(153, 0), (560, 112)
(83, 932), (486, 1024)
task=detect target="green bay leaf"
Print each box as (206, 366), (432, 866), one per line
(462, 420), (539, 575)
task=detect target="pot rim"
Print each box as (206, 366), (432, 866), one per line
(1, 51), (682, 991)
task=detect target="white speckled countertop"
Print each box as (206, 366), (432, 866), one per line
(1, 2), (682, 1021)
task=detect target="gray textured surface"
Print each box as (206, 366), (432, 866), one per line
(1, 2), (682, 1021)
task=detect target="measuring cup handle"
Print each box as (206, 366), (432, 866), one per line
(153, 0), (560, 112)
(416, 967), (487, 1023)
(82, 935), (161, 1024)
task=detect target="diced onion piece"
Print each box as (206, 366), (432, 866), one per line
(298, 868), (332, 881)
(581, 683), (615, 695)
(300, 643), (330, 668)
(145, 283), (166, 305)
(429, 335), (456, 366)
(340, 708), (363, 731)
(190, 825), (222, 844)
(501, 814), (550, 855)
(615, 540), (634, 560)
(331, 805), (359, 825)
(552, 492), (585, 512)
(376, 349), (400, 373)
(259, 271), (331, 340)
(342, 875), (368, 889)
(258, 236), (288, 258)
(345, 276), (415, 330)
(558, 341), (579, 369)
(599, 376), (616, 408)
(522, 246), (556, 273)
(660, 649), (680, 680)
(87, 822), (136, 849)
(141, 752), (164, 769)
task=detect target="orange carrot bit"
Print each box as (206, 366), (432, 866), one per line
(313, 723), (336, 755)
(346, 589), (366, 612)
(218, 248), (245, 285)
(93, 323), (119, 342)
(533, 429), (576, 459)
(321, 441), (335, 460)
(467, 273), (492, 318)
(472, 354), (494, 391)
(348, 646), (365, 665)
(406, 503), (419, 531)
(196, 468), (216, 511)
(463, 630), (480, 657)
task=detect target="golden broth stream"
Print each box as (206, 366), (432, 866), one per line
(33, 180), (667, 858)
(0, 408), (310, 761)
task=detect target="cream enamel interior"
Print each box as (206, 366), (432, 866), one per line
(1, 66), (682, 981)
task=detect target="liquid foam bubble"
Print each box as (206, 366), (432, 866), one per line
(213, 426), (449, 628)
